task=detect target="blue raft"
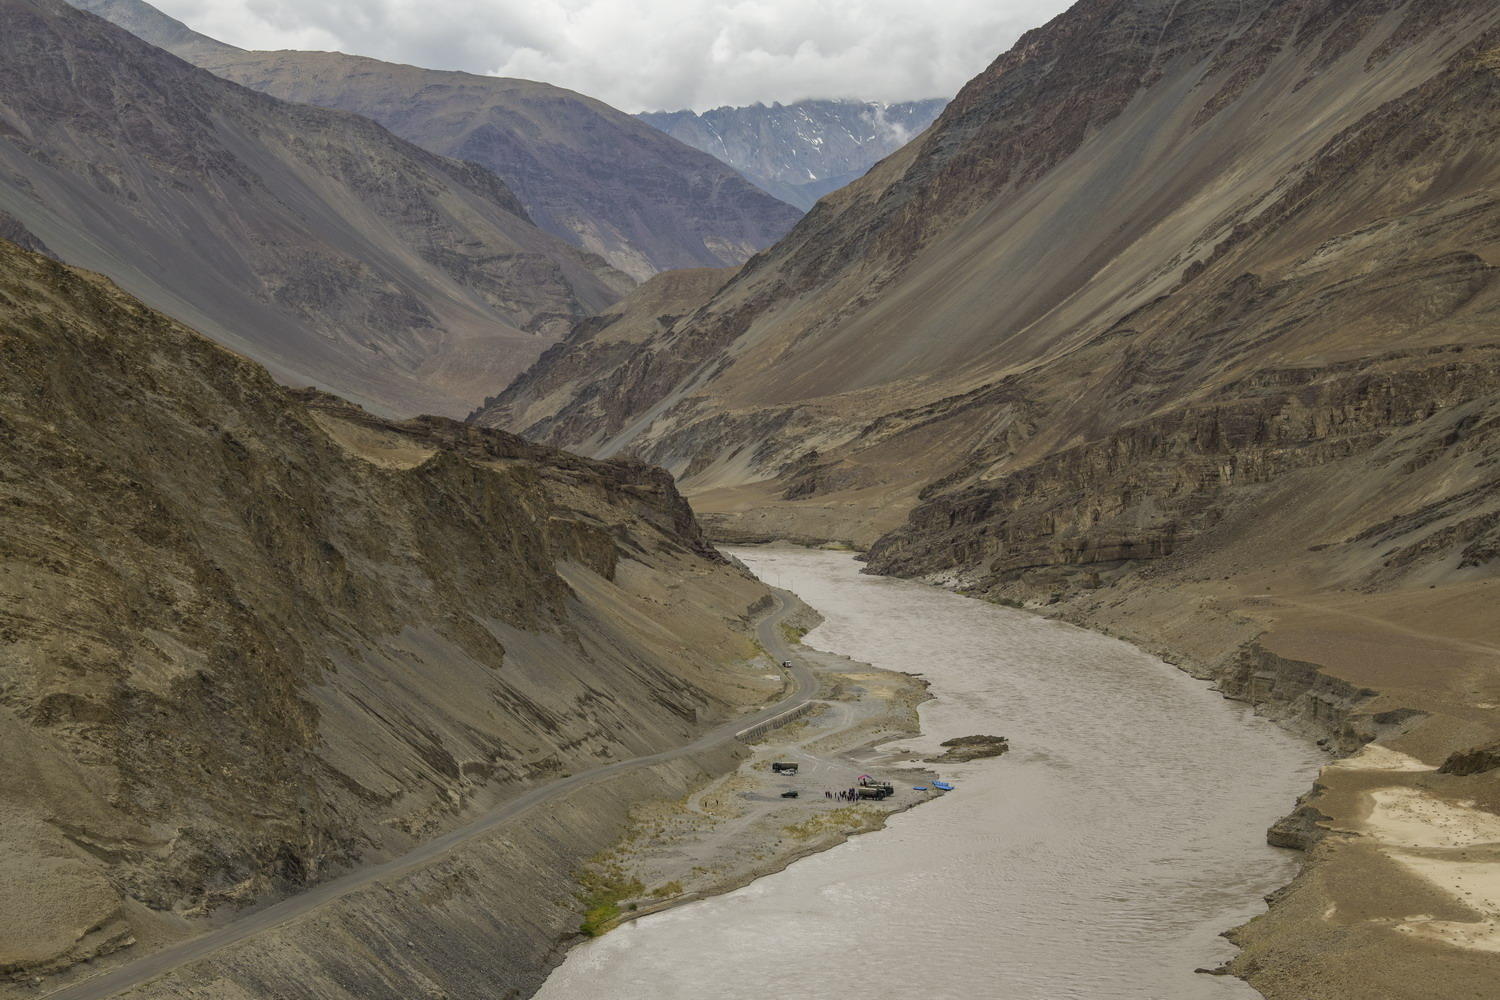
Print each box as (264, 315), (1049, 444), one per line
(931, 780), (955, 791)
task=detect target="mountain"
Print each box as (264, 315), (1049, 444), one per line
(0, 236), (773, 984)
(481, 4), (1500, 991)
(485, 0), (1500, 563)
(639, 99), (947, 210)
(1, 0), (634, 419)
(65, 0), (224, 60)
(470, 265), (737, 435)
(69, 0), (805, 282)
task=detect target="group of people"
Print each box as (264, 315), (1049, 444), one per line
(824, 788), (861, 802)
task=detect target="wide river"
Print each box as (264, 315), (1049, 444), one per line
(536, 548), (1325, 999)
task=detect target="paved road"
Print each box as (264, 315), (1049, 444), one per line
(45, 592), (816, 1000)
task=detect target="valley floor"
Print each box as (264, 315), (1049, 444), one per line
(571, 605), (937, 933)
(15, 549), (1494, 1000)
(525, 541), (1500, 1000)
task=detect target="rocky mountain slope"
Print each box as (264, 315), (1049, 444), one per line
(0, 237), (775, 986)
(470, 266), (737, 434)
(482, 4), (1500, 992)
(69, 0), (804, 282)
(640, 99), (947, 210)
(486, 0), (1500, 569)
(0, 0), (632, 419)
(64, 0), (223, 60)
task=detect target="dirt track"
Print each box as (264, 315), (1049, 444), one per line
(38, 593), (818, 1000)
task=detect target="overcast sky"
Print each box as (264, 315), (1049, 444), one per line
(149, 0), (1072, 113)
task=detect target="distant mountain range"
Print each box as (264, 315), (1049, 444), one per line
(70, 0), (803, 282)
(639, 99), (947, 210)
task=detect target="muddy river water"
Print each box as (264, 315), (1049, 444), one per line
(535, 548), (1325, 999)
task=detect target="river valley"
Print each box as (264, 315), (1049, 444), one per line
(535, 547), (1327, 999)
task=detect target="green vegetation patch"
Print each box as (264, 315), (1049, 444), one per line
(780, 622), (812, 644)
(575, 865), (645, 937)
(650, 880), (683, 898)
(782, 806), (868, 840)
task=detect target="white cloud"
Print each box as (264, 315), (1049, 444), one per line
(149, 0), (1071, 112)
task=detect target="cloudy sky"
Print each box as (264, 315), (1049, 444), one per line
(149, 0), (1072, 112)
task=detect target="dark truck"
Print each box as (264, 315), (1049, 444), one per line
(857, 777), (895, 800)
(771, 761), (799, 774)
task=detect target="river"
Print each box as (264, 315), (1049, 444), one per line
(534, 547), (1325, 999)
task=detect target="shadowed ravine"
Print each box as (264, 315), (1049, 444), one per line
(536, 548), (1325, 999)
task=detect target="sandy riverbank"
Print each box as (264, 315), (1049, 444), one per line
(1025, 575), (1500, 999)
(568, 596), (955, 936)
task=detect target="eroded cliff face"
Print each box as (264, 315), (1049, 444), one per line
(867, 350), (1500, 591)
(864, 12), (1500, 591)
(0, 240), (773, 982)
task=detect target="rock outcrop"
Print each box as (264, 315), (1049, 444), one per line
(0, 238), (774, 983)
(925, 735), (1010, 763)
(1438, 742), (1500, 776)
(2, 0), (632, 419)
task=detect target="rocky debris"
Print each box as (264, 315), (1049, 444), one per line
(0, 823), (134, 981)
(925, 735), (1010, 763)
(1266, 801), (1334, 851)
(1437, 741), (1500, 776)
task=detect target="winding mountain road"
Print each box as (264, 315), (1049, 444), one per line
(44, 592), (816, 1000)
